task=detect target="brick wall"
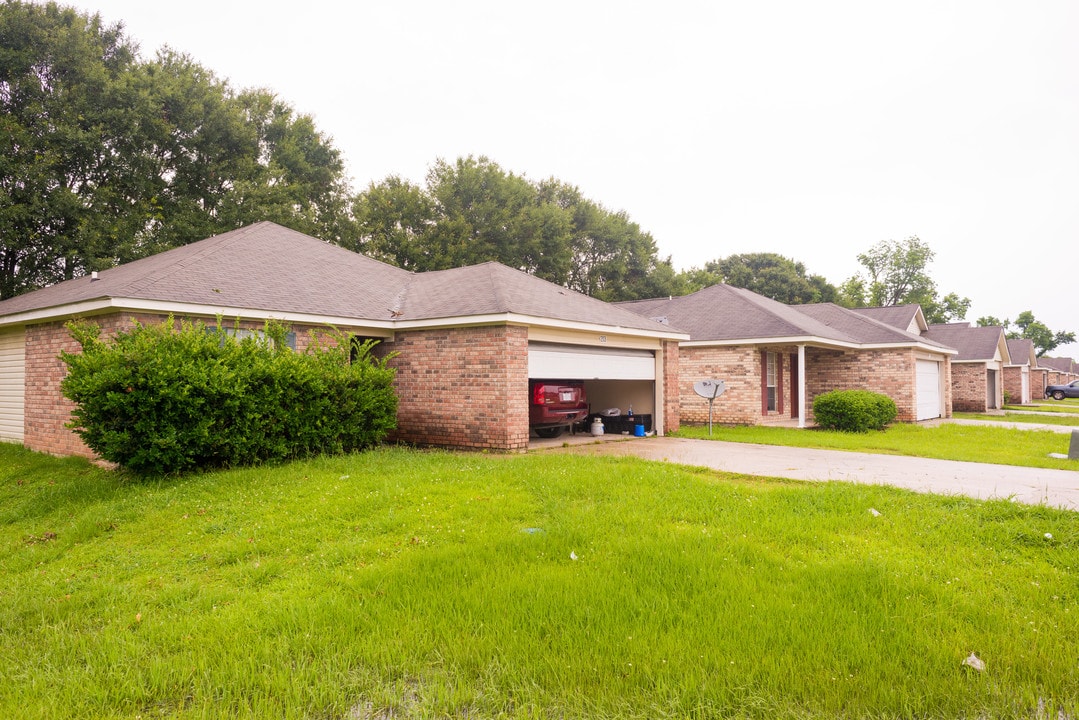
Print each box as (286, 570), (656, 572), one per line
(23, 314), (156, 458)
(676, 344), (796, 424)
(804, 347), (918, 422)
(1002, 366), (1028, 405)
(22, 313), (382, 458)
(662, 340), (680, 433)
(386, 325), (530, 451)
(678, 346), (765, 424)
(679, 344), (947, 426)
(951, 363), (989, 412)
(1030, 369), (1047, 399)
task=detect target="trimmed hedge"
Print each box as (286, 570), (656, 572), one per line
(60, 317), (398, 476)
(812, 389), (897, 433)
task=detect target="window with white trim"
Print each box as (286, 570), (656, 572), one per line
(766, 352), (777, 412)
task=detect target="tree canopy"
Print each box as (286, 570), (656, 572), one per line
(352, 155), (680, 301)
(976, 311), (1076, 357)
(0, 1), (351, 299)
(838, 236), (970, 324)
(678, 253), (837, 304)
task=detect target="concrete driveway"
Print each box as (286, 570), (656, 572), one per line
(542, 435), (1079, 511)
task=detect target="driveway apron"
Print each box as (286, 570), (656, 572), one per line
(549, 436), (1079, 511)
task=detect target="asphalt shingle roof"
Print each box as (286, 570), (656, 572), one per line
(404, 262), (667, 331)
(0, 222), (675, 335)
(1038, 356), (1077, 373)
(0, 222), (412, 320)
(1006, 338), (1036, 367)
(618, 285), (950, 350)
(849, 305), (924, 333)
(924, 323), (1006, 362)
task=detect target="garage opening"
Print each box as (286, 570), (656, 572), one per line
(528, 342), (658, 438)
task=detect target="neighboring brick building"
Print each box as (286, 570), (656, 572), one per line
(619, 287), (955, 427)
(1004, 338), (1038, 405)
(0, 223), (686, 458)
(923, 323), (1010, 413)
(1039, 357), (1079, 392)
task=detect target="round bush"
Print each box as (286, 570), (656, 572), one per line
(60, 317), (397, 476)
(812, 389), (897, 433)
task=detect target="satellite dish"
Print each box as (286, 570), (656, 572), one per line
(692, 379), (726, 435)
(693, 379), (726, 399)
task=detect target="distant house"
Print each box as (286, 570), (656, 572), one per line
(619, 287), (955, 427)
(0, 222), (686, 458)
(1038, 356), (1078, 389)
(1004, 338), (1038, 405)
(921, 323), (1010, 412)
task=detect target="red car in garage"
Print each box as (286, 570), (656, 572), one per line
(529, 379), (588, 438)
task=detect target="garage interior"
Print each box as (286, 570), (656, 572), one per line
(528, 342), (660, 439)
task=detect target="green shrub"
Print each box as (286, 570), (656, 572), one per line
(60, 317), (397, 476)
(812, 389), (897, 432)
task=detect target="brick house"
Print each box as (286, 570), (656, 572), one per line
(1004, 338), (1038, 405)
(922, 323), (1010, 412)
(1038, 357), (1078, 391)
(0, 222), (686, 458)
(619, 287), (955, 427)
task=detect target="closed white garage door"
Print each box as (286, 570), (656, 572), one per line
(528, 343), (655, 380)
(916, 360), (942, 421)
(0, 328), (26, 442)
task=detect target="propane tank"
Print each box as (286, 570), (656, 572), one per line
(590, 417), (605, 436)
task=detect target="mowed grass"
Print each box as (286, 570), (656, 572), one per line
(956, 411), (1079, 427)
(1007, 400), (1079, 415)
(1, 443), (1077, 719)
(672, 422), (1079, 469)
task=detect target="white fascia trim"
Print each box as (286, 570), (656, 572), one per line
(393, 312), (689, 341)
(862, 341), (958, 356)
(0, 297), (397, 335)
(0, 301), (686, 343)
(680, 335), (859, 351)
(681, 336), (958, 356)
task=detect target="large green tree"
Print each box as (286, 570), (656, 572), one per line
(976, 311), (1076, 357)
(351, 156), (680, 300)
(0, 1), (351, 299)
(679, 253), (837, 304)
(839, 236), (970, 324)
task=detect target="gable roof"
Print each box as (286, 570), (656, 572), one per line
(924, 323), (1010, 363)
(0, 222), (682, 338)
(618, 284), (953, 352)
(1005, 338), (1037, 368)
(849, 305), (928, 334)
(1038, 356), (1077, 373)
(400, 262), (667, 331)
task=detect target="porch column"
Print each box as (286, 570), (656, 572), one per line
(798, 344), (807, 428)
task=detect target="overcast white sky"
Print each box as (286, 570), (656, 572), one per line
(63, 0), (1079, 357)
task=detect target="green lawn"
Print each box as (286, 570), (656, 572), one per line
(671, 422), (1079, 469)
(1, 443), (1077, 719)
(956, 411), (1079, 427)
(1007, 401), (1079, 415)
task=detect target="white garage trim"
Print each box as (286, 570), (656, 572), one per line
(0, 328), (26, 443)
(915, 359), (942, 421)
(529, 342), (656, 380)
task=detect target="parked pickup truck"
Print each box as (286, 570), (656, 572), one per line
(529, 380), (588, 438)
(1045, 380), (1079, 400)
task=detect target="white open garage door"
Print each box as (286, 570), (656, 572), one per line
(528, 343), (655, 380)
(0, 328), (26, 442)
(915, 359), (942, 421)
